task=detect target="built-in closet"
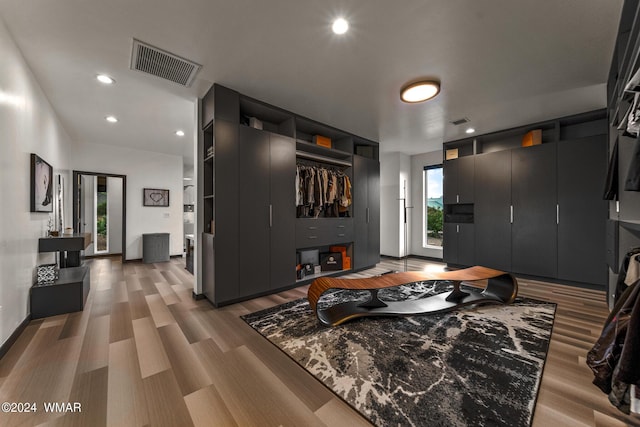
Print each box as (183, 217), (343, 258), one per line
(198, 84), (379, 306)
(442, 110), (609, 287)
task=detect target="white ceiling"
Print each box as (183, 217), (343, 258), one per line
(0, 0), (624, 168)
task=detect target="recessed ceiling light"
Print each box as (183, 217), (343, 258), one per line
(400, 80), (440, 103)
(105, 115), (118, 123)
(175, 130), (185, 137)
(97, 74), (115, 84)
(332, 18), (349, 34)
(465, 128), (476, 134)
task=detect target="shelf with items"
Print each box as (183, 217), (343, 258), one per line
(295, 116), (354, 152)
(295, 243), (353, 284)
(239, 95), (295, 138)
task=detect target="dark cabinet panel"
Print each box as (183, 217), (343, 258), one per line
(443, 223), (474, 266)
(368, 160), (381, 266)
(353, 156), (380, 269)
(558, 136), (607, 286)
(238, 126), (271, 297)
(202, 233), (215, 301)
(443, 223), (459, 264)
(458, 223), (475, 266)
(214, 120), (239, 303)
(269, 134), (296, 290)
(444, 156), (474, 204)
(511, 144), (557, 277)
(474, 150), (512, 271)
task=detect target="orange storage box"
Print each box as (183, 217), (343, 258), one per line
(522, 129), (542, 147)
(343, 256), (351, 270)
(313, 135), (332, 148)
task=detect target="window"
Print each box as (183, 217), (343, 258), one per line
(423, 165), (443, 248)
(95, 176), (108, 253)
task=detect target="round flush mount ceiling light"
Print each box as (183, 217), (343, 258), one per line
(175, 130), (185, 137)
(97, 74), (115, 84)
(400, 80), (440, 103)
(105, 115), (118, 123)
(465, 128), (476, 134)
(332, 18), (349, 34)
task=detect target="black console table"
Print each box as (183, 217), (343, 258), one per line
(30, 266), (90, 319)
(39, 233), (91, 268)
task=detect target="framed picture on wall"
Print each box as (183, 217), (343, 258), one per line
(143, 188), (170, 207)
(30, 153), (53, 213)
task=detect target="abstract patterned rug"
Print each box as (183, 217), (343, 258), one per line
(242, 281), (556, 427)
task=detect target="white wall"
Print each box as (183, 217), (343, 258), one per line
(71, 142), (183, 259)
(83, 176), (95, 254)
(108, 176), (123, 255)
(410, 150), (444, 258)
(0, 18), (74, 347)
(380, 152), (411, 257)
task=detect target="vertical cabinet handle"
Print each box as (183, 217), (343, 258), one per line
(366, 207), (370, 224)
(556, 204), (559, 224)
(456, 224), (459, 233)
(456, 194), (459, 203)
(510, 205), (513, 224)
(269, 205), (272, 228)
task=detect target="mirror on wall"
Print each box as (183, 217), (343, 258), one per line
(55, 174), (64, 234)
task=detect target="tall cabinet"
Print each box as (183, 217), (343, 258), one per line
(353, 155), (380, 270)
(443, 110), (608, 288)
(199, 84), (380, 306)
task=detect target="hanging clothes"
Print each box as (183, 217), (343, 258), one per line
(616, 248), (640, 304)
(295, 162), (351, 218)
(624, 135), (640, 192)
(587, 279), (640, 415)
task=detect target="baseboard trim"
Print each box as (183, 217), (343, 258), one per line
(0, 315), (31, 360)
(380, 254), (444, 263)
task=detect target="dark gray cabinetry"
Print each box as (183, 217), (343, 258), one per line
(238, 126), (271, 297)
(474, 150), (512, 271)
(268, 133), (296, 290)
(557, 136), (607, 285)
(511, 144), (558, 278)
(443, 223), (474, 266)
(200, 84), (379, 305)
(443, 156), (474, 204)
(238, 126), (295, 297)
(353, 155), (380, 270)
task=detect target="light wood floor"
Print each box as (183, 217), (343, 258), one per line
(0, 256), (639, 427)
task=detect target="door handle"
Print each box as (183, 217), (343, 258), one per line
(556, 204), (559, 225)
(366, 208), (370, 224)
(456, 224), (459, 233)
(510, 205), (513, 224)
(456, 194), (459, 203)
(269, 205), (272, 228)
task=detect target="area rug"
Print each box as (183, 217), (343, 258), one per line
(242, 281), (556, 427)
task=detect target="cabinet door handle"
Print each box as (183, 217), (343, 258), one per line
(337, 225), (345, 228)
(510, 205), (513, 224)
(456, 224), (459, 233)
(338, 233), (346, 237)
(308, 226), (318, 230)
(308, 236), (318, 239)
(556, 204), (559, 224)
(366, 208), (370, 224)
(456, 194), (459, 203)
(269, 205), (272, 228)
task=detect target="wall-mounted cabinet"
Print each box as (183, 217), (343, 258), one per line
(199, 84), (379, 306)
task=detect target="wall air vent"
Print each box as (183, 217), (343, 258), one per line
(449, 117), (470, 126)
(130, 39), (201, 87)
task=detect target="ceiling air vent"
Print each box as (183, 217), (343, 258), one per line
(449, 117), (470, 126)
(130, 39), (201, 87)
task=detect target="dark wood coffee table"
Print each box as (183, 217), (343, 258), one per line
(307, 266), (518, 326)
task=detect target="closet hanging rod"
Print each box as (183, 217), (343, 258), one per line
(296, 151), (352, 167)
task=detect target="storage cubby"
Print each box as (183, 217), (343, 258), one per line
(239, 96), (295, 138)
(295, 242), (354, 284)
